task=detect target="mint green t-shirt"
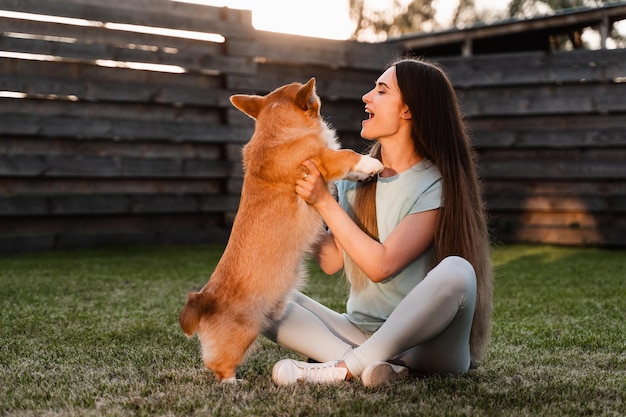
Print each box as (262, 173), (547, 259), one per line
(337, 159), (442, 333)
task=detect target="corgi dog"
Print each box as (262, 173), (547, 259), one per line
(179, 78), (383, 382)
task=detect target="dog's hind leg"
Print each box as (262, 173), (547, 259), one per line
(201, 318), (260, 382)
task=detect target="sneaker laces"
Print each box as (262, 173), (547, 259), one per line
(300, 361), (344, 383)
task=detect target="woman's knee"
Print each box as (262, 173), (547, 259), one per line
(440, 256), (475, 279)
(433, 256), (476, 295)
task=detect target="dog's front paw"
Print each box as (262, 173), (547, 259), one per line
(346, 156), (384, 181)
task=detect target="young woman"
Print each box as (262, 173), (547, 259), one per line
(263, 57), (493, 387)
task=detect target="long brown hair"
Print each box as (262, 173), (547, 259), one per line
(346, 57), (493, 362)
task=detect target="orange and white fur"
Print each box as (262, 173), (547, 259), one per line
(179, 78), (383, 382)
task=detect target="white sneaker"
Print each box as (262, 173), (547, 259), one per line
(361, 361), (409, 387)
(272, 359), (348, 385)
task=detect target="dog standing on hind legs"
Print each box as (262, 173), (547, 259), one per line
(179, 77), (383, 382)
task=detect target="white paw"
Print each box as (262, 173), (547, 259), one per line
(221, 377), (245, 384)
(346, 156), (384, 181)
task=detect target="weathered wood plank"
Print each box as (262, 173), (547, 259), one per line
(0, 194), (241, 216)
(0, 137), (224, 159)
(0, 0), (254, 38)
(229, 31), (401, 70)
(0, 58), (234, 107)
(0, 114), (251, 142)
(470, 114), (626, 131)
(492, 223), (626, 247)
(484, 179), (626, 196)
(0, 178), (225, 195)
(472, 127), (626, 149)
(0, 225), (232, 252)
(0, 98), (253, 142)
(39, 0), (239, 21)
(0, 28), (256, 75)
(0, 154), (232, 178)
(480, 160), (626, 180)
(0, 213), (229, 235)
(486, 193), (623, 213)
(227, 63), (378, 98)
(490, 211), (605, 228)
(458, 82), (626, 116)
(0, 17), (225, 55)
(440, 49), (626, 87)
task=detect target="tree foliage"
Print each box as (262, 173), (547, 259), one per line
(350, 0), (482, 41)
(507, 0), (605, 18)
(349, 0), (623, 48)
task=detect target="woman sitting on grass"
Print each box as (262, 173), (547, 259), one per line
(263, 57), (493, 387)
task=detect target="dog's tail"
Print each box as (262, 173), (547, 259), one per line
(179, 291), (212, 337)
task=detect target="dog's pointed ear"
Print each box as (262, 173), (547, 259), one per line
(230, 94), (264, 119)
(295, 77), (319, 113)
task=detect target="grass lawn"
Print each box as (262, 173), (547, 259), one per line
(0, 244), (624, 416)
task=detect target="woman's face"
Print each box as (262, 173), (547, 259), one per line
(360, 66), (410, 141)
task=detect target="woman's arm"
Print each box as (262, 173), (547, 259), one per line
(312, 232), (344, 275)
(297, 160), (438, 283)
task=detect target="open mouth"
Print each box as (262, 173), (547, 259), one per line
(365, 108), (374, 120)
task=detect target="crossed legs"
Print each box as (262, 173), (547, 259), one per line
(263, 256), (477, 378)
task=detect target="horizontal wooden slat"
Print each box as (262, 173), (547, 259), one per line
(440, 49), (626, 87)
(480, 160), (626, 180)
(0, 178), (225, 195)
(229, 33), (400, 70)
(0, 137), (225, 159)
(491, 211), (605, 228)
(486, 193), (624, 213)
(0, 0), (254, 38)
(1, 0), (238, 19)
(227, 63), (379, 98)
(491, 223), (626, 247)
(472, 127), (626, 149)
(0, 213), (229, 235)
(0, 226), (232, 252)
(459, 82), (626, 116)
(0, 58), (236, 106)
(470, 113), (626, 131)
(0, 194), (241, 216)
(0, 154), (232, 178)
(0, 17), (225, 55)
(0, 98), (253, 142)
(0, 114), (250, 142)
(0, 23), (256, 75)
(484, 180), (626, 196)
(0, 95), (222, 123)
(479, 148), (626, 161)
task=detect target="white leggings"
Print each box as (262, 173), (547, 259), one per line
(263, 256), (477, 377)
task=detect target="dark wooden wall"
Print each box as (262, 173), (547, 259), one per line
(0, 0), (624, 251)
(437, 51), (626, 247)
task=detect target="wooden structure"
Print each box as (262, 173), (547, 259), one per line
(0, 0), (625, 251)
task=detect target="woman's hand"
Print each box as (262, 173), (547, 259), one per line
(295, 160), (331, 207)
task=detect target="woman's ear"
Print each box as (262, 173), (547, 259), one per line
(401, 106), (412, 120)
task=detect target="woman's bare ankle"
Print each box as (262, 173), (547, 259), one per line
(337, 360), (353, 380)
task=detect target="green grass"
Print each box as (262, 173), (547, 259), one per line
(0, 244), (624, 416)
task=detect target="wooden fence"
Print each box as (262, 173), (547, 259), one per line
(0, 0), (624, 252)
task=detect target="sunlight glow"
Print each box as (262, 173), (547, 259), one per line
(174, 0), (354, 39)
(104, 23), (224, 43)
(0, 51), (62, 62)
(0, 91), (27, 99)
(175, 0), (511, 39)
(95, 59), (186, 73)
(0, 10), (99, 27)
